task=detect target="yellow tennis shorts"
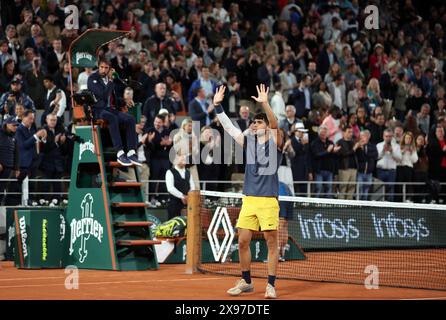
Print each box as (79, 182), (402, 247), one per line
(236, 196), (279, 231)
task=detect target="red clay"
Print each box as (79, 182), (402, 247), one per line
(0, 262), (445, 300)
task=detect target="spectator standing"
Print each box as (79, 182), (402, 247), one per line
(287, 73), (312, 119)
(41, 75), (66, 129)
(15, 110), (46, 204)
(312, 81), (333, 111)
(356, 130), (378, 200)
(395, 132), (418, 202)
(316, 41), (338, 79)
(143, 82), (179, 130)
(188, 66), (218, 104)
(197, 126), (220, 191)
(147, 115), (173, 206)
(337, 126), (358, 199)
(369, 43), (388, 80)
(414, 134), (429, 203)
(347, 79), (366, 115)
(279, 62), (298, 103)
(135, 116), (154, 203)
(270, 83), (286, 123)
(417, 104), (431, 135)
(188, 87), (215, 127)
(321, 106), (344, 144)
(393, 72), (410, 122)
(290, 122), (311, 196)
(366, 78), (383, 111)
(355, 106), (369, 131)
(0, 117), (20, 205)
(279, 105), (302, 136)
(39, 114), (66, 202)
(24, 55), (45, 112)
(0, 60), (17, 95)
(310, 125), (340, 198)
(376, 129), (402, 202)
(328, 74), (347, 113)
(427, 125), (446, 203)
(367, 113), (387, 145)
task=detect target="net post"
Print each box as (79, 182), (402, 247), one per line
(186, 190), (201, 274)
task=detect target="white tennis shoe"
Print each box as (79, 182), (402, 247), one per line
(227, 279), (254, 296)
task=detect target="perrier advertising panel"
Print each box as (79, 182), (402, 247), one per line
(65, 126), (118, 270)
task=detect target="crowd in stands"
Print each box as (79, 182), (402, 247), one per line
(1, 0), (446, 206)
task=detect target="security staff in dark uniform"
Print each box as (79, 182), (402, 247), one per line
(0, 117), (20, 205)
(87, 59), (141, 167)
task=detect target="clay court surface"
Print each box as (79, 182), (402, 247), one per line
(0, 262), (445, 300)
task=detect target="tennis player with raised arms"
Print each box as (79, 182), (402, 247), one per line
(212, 84), (284, 299)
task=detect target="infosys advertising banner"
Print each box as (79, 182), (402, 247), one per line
(290, 205), (446, 250)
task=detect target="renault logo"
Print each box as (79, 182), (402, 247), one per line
(207, 207), (235, 263)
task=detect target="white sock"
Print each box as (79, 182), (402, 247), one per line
(127, 150), (136, 157)
(117, 150), (125, 157)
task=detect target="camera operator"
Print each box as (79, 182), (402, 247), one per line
(0, 76), (35, 123)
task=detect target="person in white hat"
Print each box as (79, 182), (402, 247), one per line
(290, 122), (312, 197)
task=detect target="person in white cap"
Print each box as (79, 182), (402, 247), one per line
(290, 122), (312, 196)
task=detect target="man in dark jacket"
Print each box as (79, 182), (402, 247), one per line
(110, 43), (131, 81)
(188, 87), (215, 128)
(142, 82), (180, 131)
(87, 59), (141, 167)
(367, 113), (387, 145)
(337, 126), (358, 199)
(39, 113), (66, 201)
(310, 125), (341, 198)
(316, 41), (338, 79)
(287, 74), (312, 119)
(356, 130), (378, 200)
(15, 110), (46, 204)
(0, 117), (20, 205)
(147, 114), (173, 204)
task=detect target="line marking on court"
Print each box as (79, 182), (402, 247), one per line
(0, 277), (226, 289)
(400, 297), (446, 300)
(0, 273), (136, 282)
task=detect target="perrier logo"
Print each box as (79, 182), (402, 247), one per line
(69, 193), (104, 263)
(75, 52), (94, 64)
(79, 140), (95, 160)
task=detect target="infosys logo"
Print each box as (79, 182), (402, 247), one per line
(372, 213), (429, 241)
(298, 213), (359, 243)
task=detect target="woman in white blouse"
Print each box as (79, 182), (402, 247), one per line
(396, 131), (418, 202)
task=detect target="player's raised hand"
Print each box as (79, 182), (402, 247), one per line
(213, 85), (226, 105)
(251, 84), (269, 104)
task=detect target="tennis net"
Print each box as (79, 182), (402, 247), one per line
(192, 190), (446, 291)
